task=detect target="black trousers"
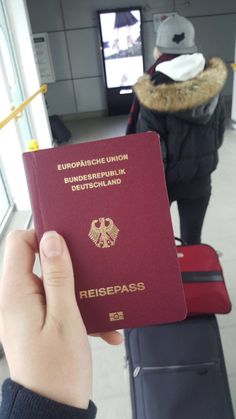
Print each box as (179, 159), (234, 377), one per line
(172, 194), (211, 245)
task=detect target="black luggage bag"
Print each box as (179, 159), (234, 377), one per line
(125, 316), (235, 419)
(49, 115), (71, 144)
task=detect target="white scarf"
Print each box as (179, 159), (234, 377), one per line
(155, 53), (205, 82)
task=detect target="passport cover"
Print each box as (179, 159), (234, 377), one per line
(23, 132), (186, 333)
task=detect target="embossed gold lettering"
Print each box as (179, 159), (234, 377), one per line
(79, 282), (146, 299)
(88, 289), (96, 298)
(64, 169), (126, 185)
(71, 178), (121, 191)
(57, 154), (128, 171)
(137, 282), (146, 291)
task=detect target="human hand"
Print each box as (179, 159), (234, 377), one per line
(0, 230), (92, 408)
(0, 230), (121, 409)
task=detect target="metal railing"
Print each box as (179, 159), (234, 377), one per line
(0, 84), (47, 130)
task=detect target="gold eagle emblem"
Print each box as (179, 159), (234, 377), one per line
(88, 217), (119, 248)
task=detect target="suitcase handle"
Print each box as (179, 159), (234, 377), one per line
(175, 237), (187, 246)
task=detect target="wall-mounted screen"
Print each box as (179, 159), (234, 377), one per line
(98, 8), (144, 89)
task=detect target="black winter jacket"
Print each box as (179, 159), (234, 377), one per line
(0, 379), (97, 419)
(134, 57), (227, 200)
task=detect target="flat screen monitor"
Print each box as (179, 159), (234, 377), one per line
(98, 8), (144, 89)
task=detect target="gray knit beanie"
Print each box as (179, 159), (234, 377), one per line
(156, 14), (198, 54)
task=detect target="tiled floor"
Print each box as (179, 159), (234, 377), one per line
(0, 114), (236, 418)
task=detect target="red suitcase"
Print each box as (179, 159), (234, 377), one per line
(177, 243), (231, 315)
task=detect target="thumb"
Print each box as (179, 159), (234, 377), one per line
(40, 231), (79, 322)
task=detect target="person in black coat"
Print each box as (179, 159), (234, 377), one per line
(133, 15), (227, 244)
(0, 230), (122, 418)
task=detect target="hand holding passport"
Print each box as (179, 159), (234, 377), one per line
(23, 132), (186, 333)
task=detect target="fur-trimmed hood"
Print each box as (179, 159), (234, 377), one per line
(134, 57), (227, 113)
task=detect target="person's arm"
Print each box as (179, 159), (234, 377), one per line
(217, 96), (226, 148)
(0, 230), (122, 418)
(1, 379), (97, 419)
(137, 106), (168, 168)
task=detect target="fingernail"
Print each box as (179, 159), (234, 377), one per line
(41, 231), (62, 258)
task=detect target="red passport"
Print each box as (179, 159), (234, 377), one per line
(23, 132), (186, 333)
